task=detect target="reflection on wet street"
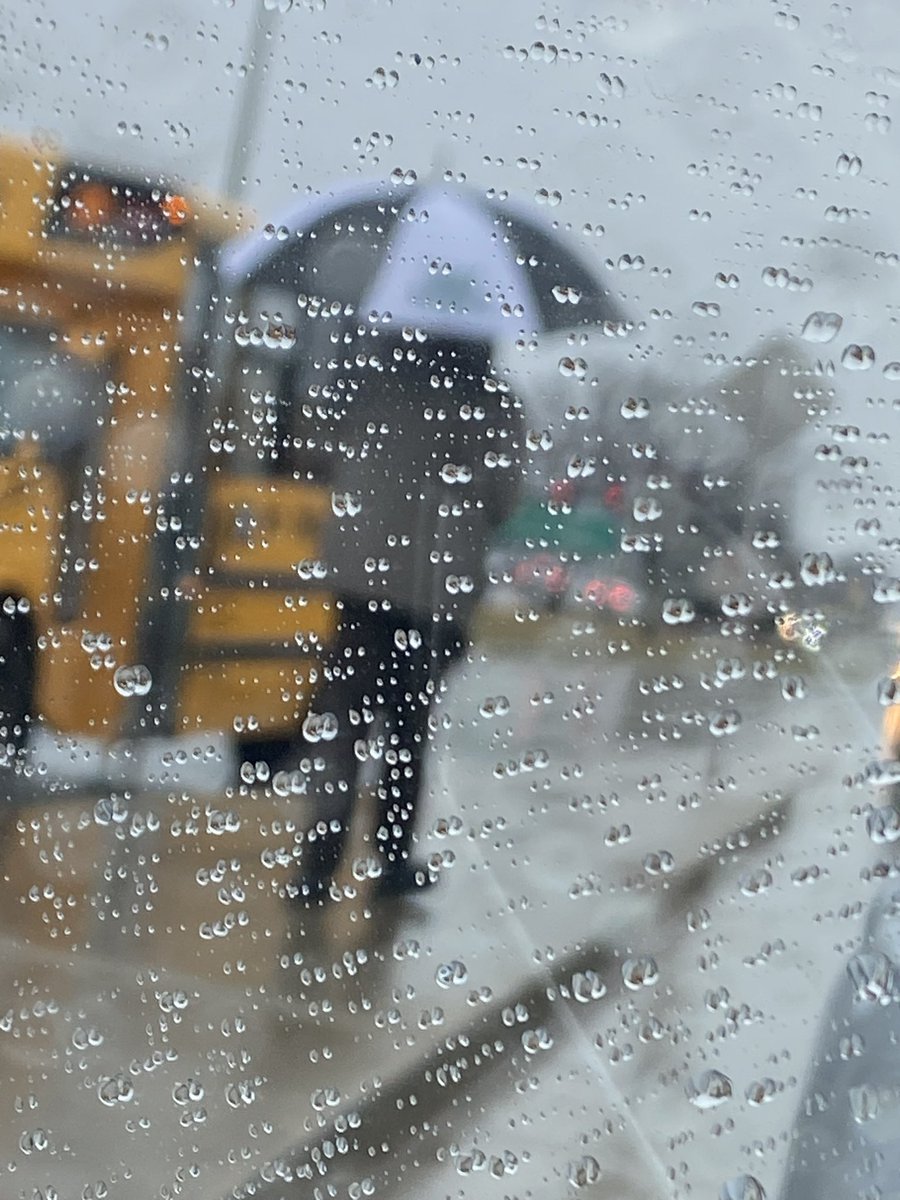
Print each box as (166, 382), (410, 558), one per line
(0, 614), (891, 1200)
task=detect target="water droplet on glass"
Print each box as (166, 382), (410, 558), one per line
(113, 664), (152, 697)
(571, 970), (607, 1002)
(225, 1080), (258, 1108)
(662, 597), (695, 625)
(709, 709), (742, 737)
(781, 675), (806, 701)
(836, 152), (862, 176)
(620, 395), (650, 419)
(19, 1128), (50, 1155)
(850, 1084), (880, 1123)
(799, 552), (835, 586)
(622, 956), (659, 990)
(721, 592), (753, 617)
(874, 578), (900, 604)
(301, 711), (338, 743)
(389, 167), (418, 186)
(172, 1079), (205, 1106)
(552, 284), (582, 304)
(331, 490), (362, 517)
(841, 343), (876, 370)
(97, 1074), (135, 1106)
(558, 356), (587, 379)
(866, 804), (900, 844)
(864, 111), (892, 133)
(568, 1155), (602, 1187)
(455, 1148), (487, 1175)
(310, 1086), (341, 1111)
(597, 72), (625, 97)
(745, 1078), (777, 1106)
(686, 1069), (733, 1109)
(848, 951), (896, 1003)
(739, 868), (773, 897)
(633, 496), (662, 522)
(521, 1025), (554, 1054)
(435, 960), (468, 988)
(720, 1176), (766, 1200)
(800, 311), (842, 343)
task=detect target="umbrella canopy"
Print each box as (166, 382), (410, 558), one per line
(219, 177), (626, 340)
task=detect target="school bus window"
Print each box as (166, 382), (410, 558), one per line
(0, 324), (104, 462)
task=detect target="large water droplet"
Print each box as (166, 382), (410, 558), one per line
(686, 1069), (733, 1109)
(622, 956), (659, 990)
(301, 711), (338, 742)
(558, 356), (587, 379)
(568, 1155), (602, 1187)
(709, 709), (741, 737)
(875, 578), (900, 606)
(435, 960), (468, 988)
(850, 1084), (880, 1123)
(841, 343), (876, 370)
(521, 1025), (554, 1054)
(739, 868), (773, 897)
(571, 970), (607, 1002)
(620, 395), (650, 419)
(800, 311), (842, 343)
(866, 804), (900, 844)
(113, 664), (152, 697)
(633, 495), (662, 522)
(662, 597), (695, 625)
(847, 951), (896, 1003)
(97, 1074), (135, 1106)
(720, 1176), (765, 1200)
(799, 551), (835, 586)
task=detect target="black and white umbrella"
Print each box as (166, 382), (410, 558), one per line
(220, 177), (626, 341)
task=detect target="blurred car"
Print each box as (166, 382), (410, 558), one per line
(490, 477), (644, 616)
(778, 875), (900, 1200)
(778, 682), (900, 1199)
(489, 546), (645, 620)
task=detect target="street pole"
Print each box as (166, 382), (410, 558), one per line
(223, 2), (280, 202)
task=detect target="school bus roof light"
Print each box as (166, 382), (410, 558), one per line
(49, 170), (192, 245)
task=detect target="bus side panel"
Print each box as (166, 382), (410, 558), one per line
(0, 454), (64, 638)
(178, 656), (323, 736)
(38, 312), (178, 737)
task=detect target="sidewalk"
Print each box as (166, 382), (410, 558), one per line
(0, 617), (890, 1200)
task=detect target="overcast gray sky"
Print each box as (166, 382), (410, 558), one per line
(7, 0), (900, 346)
(6, 0), (900, 552)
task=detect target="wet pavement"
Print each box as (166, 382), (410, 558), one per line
(0, 612), (893, 1200)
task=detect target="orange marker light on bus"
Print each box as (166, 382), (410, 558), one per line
(162, 194), (190, 226)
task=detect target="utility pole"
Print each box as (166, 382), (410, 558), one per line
(223, 2), (280, 202)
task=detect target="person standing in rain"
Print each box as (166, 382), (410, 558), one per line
(290, 330), (524, 902)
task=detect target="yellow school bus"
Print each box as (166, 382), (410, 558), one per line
(0, 135), (334, 761)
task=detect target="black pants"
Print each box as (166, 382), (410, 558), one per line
(299, 599), (464, 892)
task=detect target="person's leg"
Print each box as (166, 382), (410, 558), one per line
(375, 617), (464, 889)
(292, 599), (381, 901)
(375, 651), (431, 876)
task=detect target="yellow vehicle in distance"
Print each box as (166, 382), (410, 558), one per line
(0, 136), (334, 774)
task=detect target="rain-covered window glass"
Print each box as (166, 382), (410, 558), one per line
(0, 326), (102, 459)
(3, 4), (900, 1200)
